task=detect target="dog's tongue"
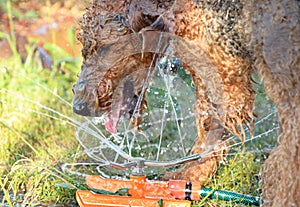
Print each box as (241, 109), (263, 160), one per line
(104, 117), (117, 134)
(104, 106), (121, 134)
(104, 79), (136, 134)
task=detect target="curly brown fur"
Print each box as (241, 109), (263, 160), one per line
(246, 0), (300, 205)
(73, 0), (300, 206)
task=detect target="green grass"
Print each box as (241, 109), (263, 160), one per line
(0, 61), (81, 205)
(194, 152), (261, 206)
(0, 14), (83, 204)
(0, 1), (278, 206)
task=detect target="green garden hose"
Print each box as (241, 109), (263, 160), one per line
(200, 187), (260, 206)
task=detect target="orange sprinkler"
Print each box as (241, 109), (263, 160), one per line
(76, 175), (200, 207)
(75, 156), (201, 207)
(73, 156), (260, 207)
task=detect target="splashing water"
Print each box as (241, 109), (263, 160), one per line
(1, 49), (279, 180)
(71, 31), (278, 178)
(1, 31), (280, 184)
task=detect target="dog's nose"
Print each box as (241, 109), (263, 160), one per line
(73, 102), (90, 116)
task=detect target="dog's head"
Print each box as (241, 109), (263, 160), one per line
(72, 0), (228, 135)
(73, 1), (176, 133)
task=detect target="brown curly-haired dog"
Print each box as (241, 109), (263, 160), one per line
(73, 0), (300, 206)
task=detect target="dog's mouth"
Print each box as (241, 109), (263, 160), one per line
(72, 52), (151, 134)
(103, 79), (140, 134)
(73, 77), (142, 134)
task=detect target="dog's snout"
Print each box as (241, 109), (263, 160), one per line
(73, 102), (90, 116)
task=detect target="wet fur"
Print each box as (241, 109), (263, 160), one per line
(74, 0), (300, 206)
